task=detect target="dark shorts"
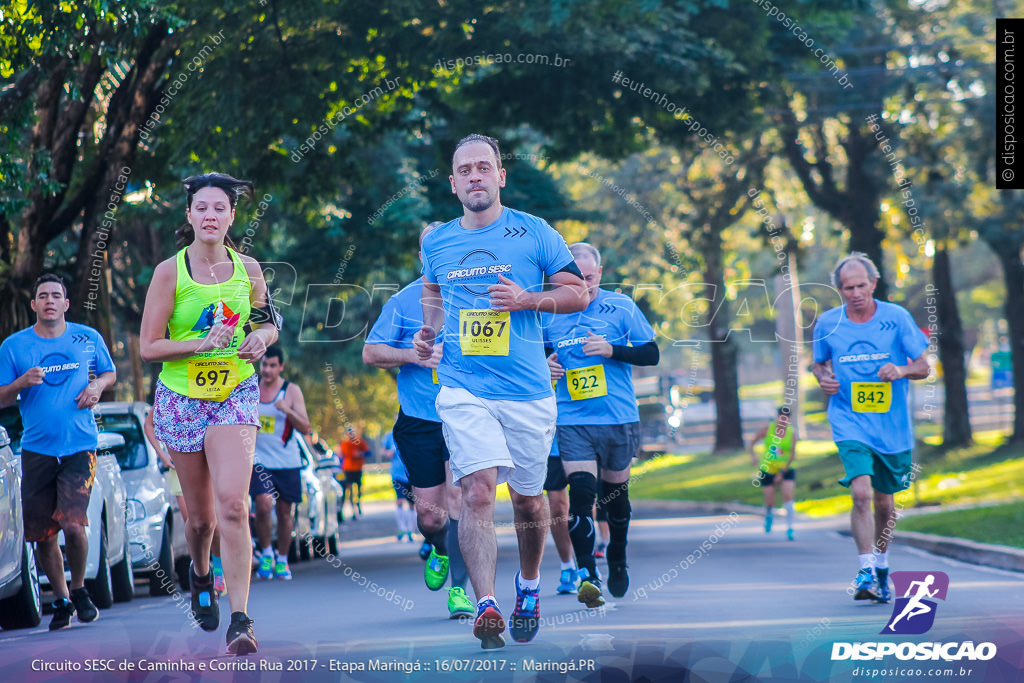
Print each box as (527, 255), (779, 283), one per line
(544, 456), (568, 492)
(557, 423), (640, 473)
(758, 468), (797, 486)
(22, 450), (96, 542)
(343, 470), (363, 487)
(249, 465), (302, 504)
(392, 408), (450, 489)
(393, 479), (415, 505)
(836, 440), (913, 495)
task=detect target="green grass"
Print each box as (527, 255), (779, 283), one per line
(899, 502), (1024, 549)
(631, 431), (1024, 521)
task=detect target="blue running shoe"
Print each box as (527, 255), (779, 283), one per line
(786, 528), (795, 541)
(556, 568), (578, 595)
(256, 554), (273, 580)
(874, 568), (891, 603)
(509, 572), (541, 643)
(765, 515), (773, 533)
(854, 568), (878, 601)
(473, 598), (505, 649)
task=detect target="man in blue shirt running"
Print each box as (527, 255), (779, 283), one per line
(812, 253), (929, 604)
(0, 274), (116, 630)
(543, 243), (659, 607)
(415, 133), (587, 649)
(363, 222), (475, 620)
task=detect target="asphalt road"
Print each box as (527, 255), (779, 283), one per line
(2, 500), (1023, 683)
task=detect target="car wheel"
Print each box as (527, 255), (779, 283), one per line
(149, 523), (176, 597)
(86, 519), (114, 609)
(0, 542), (42, 629)
(111, 524), (134, 603)
(174, 555), (191, 593)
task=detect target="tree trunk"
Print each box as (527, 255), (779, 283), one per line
(704, 232), (744, 452)
(932, 248), (972, 447)
(127, 333), (145, 402)
(996, 246), (1024, 444)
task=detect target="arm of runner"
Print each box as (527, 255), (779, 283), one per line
(784, 431), (798, 471)
(878, 352), (929, 382)
(237, 256), (278, 360)
(811, 361), (839, 395)
(140, 259), (229, 362)
(414, 280), (443, 360)
(363, 343), (419, 369)
(488, 272), (587, 314)
(74, 370), (116, 409)
(276, 382), (312, 434)
(609, 340), (660, 366)
(0, 367), (45, 407)
(749, 425), (768, 465)
(547, 352), (565, 381)
(143, 409), (173, 468)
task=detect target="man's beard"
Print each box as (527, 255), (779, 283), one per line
(461, 189), (495, 213)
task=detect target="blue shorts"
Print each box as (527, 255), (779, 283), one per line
(249, 465), (302, 504)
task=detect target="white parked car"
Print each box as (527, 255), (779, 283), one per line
(0, 424), (41, 630)
(95, 402), (188, 597)
(37, 431), (134, 607)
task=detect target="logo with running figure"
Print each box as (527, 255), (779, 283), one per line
(191, 301), (240, 335)
(882, 571), (949, 635)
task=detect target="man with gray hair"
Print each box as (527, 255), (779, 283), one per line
(544, 242), (659, 607)
(811, 252), (929, 603)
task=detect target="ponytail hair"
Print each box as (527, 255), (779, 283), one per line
(176, 172), (255, 249)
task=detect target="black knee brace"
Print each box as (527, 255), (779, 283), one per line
(568, 471), (598, 520)
(600, 480), (631, 523)
(567, 471), (598, 575)
(601, 480), (631, 563)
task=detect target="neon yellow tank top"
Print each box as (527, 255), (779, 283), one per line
(158, 247), (255, 399)
(761, 419), (794, 474)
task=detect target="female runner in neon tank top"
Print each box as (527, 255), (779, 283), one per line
(140, 173), (278, 655)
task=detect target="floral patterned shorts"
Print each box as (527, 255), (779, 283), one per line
(153, 374), (259, 453)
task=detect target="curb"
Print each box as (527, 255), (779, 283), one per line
(636, 499), (1024, 574)
(631, 499), (766, 517)
(835, 528), (1024, 574)
(888, 530), (1024, 574)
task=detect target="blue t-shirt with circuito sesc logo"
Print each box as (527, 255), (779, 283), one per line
(420, 207), (575, 401)
(366, 279), (441, 421)
(812, 300), (928, 454)
(0, 322), (115, 457)
(542, 289), (656, 425)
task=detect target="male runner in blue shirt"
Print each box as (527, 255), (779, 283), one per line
(812, 253), (929, 603)
(543, 242), (659, 607)
(414, 134), (587, 648)
(0, 274), (116, 630)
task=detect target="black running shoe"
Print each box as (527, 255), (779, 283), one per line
(49, 597), (75, 631)
(226, 611), (258, 655)
(607, 561), (629, 598)
(70, 587), (99, 623)
(190, 561), (220, 631)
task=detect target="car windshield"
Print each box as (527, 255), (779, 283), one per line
(96, 412), (148, 470)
